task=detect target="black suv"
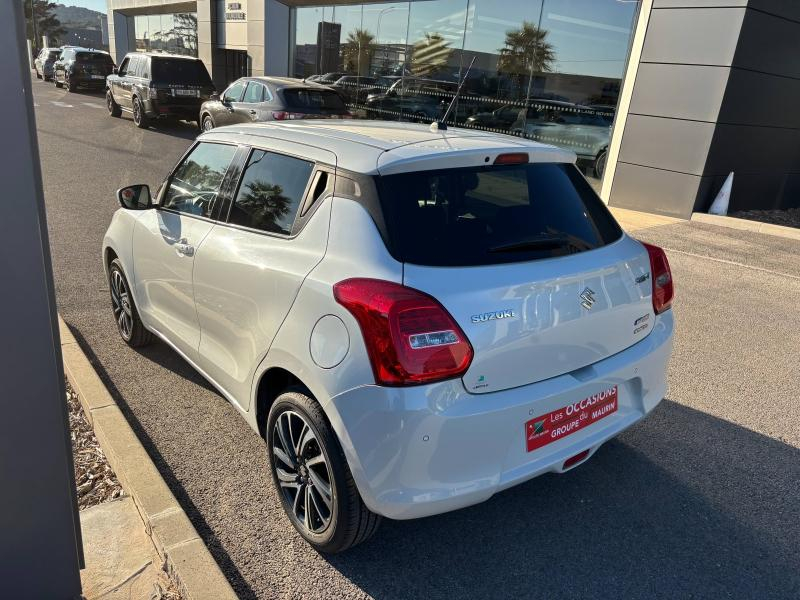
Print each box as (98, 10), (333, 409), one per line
(106, 52), (216, 128)
(53, 47), (115, 92)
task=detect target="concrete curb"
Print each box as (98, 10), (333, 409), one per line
(691, 213), (800, 241)
(59, 316), (238, 600)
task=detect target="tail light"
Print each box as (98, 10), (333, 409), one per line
(271, 111), (306, 120)
(333, 278), (473, 386)
(641, 242), (674, 314)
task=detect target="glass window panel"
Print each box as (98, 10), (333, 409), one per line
(361, 3), (410, 121)
(148, 15), (162, 52)
(229, 151), (314, 235)
(163, 143), (237, 218)
(243, 82), (265, 103)
(294, 7), (325, 78)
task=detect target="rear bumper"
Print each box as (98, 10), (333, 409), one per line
(70, 74), (109, 88)
(145, 99), (203, 120)
(325, 311), (673, 520)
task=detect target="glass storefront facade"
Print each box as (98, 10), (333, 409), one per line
(134, 13), (198, 57)
(292, 0), (638, 185)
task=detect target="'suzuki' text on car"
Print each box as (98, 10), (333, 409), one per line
(102, 120), (674, 553)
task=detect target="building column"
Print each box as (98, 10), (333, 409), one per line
(108, 9), (134, 65)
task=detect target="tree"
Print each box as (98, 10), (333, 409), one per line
(411, 32), (454, 78)
(341, 28), (375, 76)
(24, 0), (66, 47)
(235, 180), (292, 234)
(498, 22), (555, 95)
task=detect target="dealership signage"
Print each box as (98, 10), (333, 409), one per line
(226, 2), (246, 21)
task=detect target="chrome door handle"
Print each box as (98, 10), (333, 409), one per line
(175, 242), (194, 257)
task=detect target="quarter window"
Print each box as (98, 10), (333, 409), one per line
(228, 150), (314, 234)
(162, 143), (237, 218)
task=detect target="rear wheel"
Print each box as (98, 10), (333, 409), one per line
(54, 74), (63, 88)
(67, 75), (77, 92)
(594, 149), (608, 179)
(107, 90), (121, 117)
(132, 97), (148, 129)
(108, 259), (153, 347)
(266, 391), (381, 553)
(35, 67), (42, 79)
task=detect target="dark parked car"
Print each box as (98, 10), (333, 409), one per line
(329, 75), (378, 104)
(199, 76), (350, 131)
(34, 47), (61, 81)
(53, 47), (114, 92)
(106, 52), (215, 128)
(364, 78), (458, 121)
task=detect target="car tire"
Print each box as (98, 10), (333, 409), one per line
(132, 97), (148, 129)
(54, 75), (63, 89)
(107, 90), (122, 117)
(266, 390), (381, 553)
(108, 259), (153, 347)
(67, 77), (77, 92)
(201, 114), (215, 132)
(35, 68), (42, 79)
(594, 149), (608, 179)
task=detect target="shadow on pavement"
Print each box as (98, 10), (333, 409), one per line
(326, 400), (800, 600)
(67, 326), (259, 600)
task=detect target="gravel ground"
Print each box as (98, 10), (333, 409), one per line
(730, 206), (800, 228)
(67, 380), (124, 510)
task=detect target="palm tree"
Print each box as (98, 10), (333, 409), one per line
(498, 22), (555, 95)
(236, 180), (292, 234)
(411, 32), (453, 78)
(341, 28), (376, 76)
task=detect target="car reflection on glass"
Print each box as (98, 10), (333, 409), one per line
(512, 106), (611, 178)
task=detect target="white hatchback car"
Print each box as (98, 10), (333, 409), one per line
(103, 121), (674, 553)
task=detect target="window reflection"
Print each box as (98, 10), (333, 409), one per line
(134, 13), (198, 57)
(291, 0), (638, 186)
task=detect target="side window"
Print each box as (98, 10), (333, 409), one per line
(223, 81), (245, 103)
(243, 82), (264, 104)
(118, 57), (130, 76)
(162, 143), (237, 218)
(140, 57), (150, 79)
(228, 150), (314, 234)
(129, 55), (141, 77)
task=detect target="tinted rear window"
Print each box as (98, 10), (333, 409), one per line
(151, 58), (212, 85)
(376, 163), (622, 266)
(283, 89), (346, 111)
(76, 52), (113, 64)
(48, 51), (61, 59)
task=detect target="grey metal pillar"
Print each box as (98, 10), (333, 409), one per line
(0, 3), (83, 598)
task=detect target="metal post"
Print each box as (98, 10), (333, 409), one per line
(0, 3), (83, 598)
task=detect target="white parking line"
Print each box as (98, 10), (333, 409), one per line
(82, 102), (104, 108)
(50, 101), (74, 108)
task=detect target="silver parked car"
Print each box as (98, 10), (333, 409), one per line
(33, 47), (61, 81)
(103, 121), (674, 553)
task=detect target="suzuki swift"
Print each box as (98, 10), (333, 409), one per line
(103, 120), (674, 553)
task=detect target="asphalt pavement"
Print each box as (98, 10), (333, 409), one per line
(35, 77), (800, 599)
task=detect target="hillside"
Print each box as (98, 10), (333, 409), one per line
(53, 4), (105, 29)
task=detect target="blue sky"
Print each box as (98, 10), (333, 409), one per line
(64, 0), (107, 13)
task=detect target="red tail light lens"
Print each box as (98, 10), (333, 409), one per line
(494, 152), (529, 165)
(271, 111), (306, 120)
(641, 242), (674, 314)
(333, 278), (474, 386)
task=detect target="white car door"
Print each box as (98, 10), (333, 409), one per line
(132, 141), (238, 362)
(192, 140), (336, 410)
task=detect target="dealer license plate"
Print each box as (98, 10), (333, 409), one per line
(174, 89), (199, 97)
(525, 386), (618, 452)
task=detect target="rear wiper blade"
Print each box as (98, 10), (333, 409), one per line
(489, 234), (594, 253)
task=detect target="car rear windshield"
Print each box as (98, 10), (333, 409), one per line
(151, 58), (212, 86)
(48, 50), (61, 60)
(375, 163), (622, 266)
(76, 52), (113, 64)
(283, 89), (346, 111)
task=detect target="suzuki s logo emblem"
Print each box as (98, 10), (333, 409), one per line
(579, 287), (596, 310)
(471, 309), (515, 324)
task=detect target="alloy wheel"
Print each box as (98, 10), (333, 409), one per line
(272, 410), (334, 534)
(202, 116), (214, 131)
(110, 269), (133, 339)
(133, 101), (142, 126)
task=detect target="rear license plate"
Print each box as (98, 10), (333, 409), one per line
(91, 75), (105, 79)
(174, 89), (199, 97)
(525, 386), (618, 452)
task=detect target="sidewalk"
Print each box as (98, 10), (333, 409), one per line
(608, 206), (682, 232)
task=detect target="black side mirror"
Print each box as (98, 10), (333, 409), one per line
(116, 184), (152, 210)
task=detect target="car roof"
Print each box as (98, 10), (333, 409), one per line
(63, 46), (109, 54)
(130, 52), (201, 60)
(199, 120), (576, 175)
(239, 76), (333, 90)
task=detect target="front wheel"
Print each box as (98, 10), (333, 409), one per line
(132, 97), (148, 129)
(594, 149), (608, 179)
(107, 90), (122, 117)
(108, 259), (153, 347)
(267, 391), (381, 553)
(54, 74), (63, 88)
(35, 68), (42, 79)
(67, 76), (77, 92)
(201, 114), (215, 132)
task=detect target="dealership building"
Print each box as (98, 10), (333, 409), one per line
(106, 0), (800, 218)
